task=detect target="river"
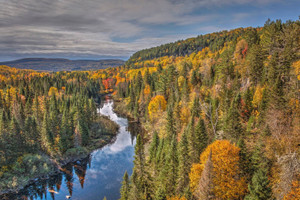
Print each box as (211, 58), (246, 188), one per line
(5, 97), (137, 200)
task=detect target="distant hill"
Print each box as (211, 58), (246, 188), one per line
(0, 58), (125, 71)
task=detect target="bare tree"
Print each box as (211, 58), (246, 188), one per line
(195, 150), (215, 200)
(275, 151), (300, 199)
(200, 99), (220, 137)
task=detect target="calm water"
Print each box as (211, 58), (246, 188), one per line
(6, 97), (137, 200)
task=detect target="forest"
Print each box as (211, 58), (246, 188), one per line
(0, 18), (299, 199)
(112, 19), (299, 200)
(0, 66), (119, 192)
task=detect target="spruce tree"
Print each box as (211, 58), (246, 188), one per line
(165, 135), (178, 196)
(237, 138), (251, 179)
(249, 44), (264, 85)
(149, 131), (159, 163)
(132, 135), (152, 199)
(191, 96), (201, 118)
(177, 130), (190, 194)
(120, 171), (130, 200)
(166, 107), (176, 139)
(195, 118), (208, 160)
(41, 112), (53, 153)
(187, 117), (197, 163)
(245, 168), (272, 200)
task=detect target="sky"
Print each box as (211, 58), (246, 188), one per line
(0, 0), (299, 62)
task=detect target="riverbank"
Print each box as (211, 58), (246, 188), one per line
(0, 114), (119, 197)
(112, 97), (151, 141)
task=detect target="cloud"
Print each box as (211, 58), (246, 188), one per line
(0, 0), (298, 61)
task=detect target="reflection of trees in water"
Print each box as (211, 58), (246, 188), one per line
(73, 155), (91, 188)
(4, 155), (92, 200)
(127, 121), (145, 144)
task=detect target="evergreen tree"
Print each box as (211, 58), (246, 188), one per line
(245, 168), (272, 200)
(131, 135), (152, 199)
(149, 131), (159, 163)
(41, 112), (53, 153)
(0, 109), (4, 133)
(191, 96), (201, 118)
(187, 117), (197, 163)
(249, 44), (264, 85)
(195, 118), (208, 161)
(165, 135), (178, 196)
(166, 107), (176, 139)
(237, 138), (251, 179)
(177, 130), (190, 194)
(225, 94), (243, 140)
(120, 171), (130, 200)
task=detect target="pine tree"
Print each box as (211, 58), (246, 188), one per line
(78, 119), (89, 146)
(191, 96), (201, 118)
(166, 107), (176, 139)
(41, 112), (53, 153)
(132, 135), (152, 199)
(245, 168), (272, 200)
(225, 94), (243, 140)
(0, 109), (4, 134)
(165, 135), (178, 196)
(191, 70), (198, 86)
(237, 138), (251, 179)
(195, 118), (208, 160)
(149, 131), (159, 163)
(177, 130), (190, 194)
(187, 117), (197, 163)
(249, 44), (264, 85)
(120, 171), (130, 200)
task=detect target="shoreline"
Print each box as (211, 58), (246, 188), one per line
(0, 107), (120, 197)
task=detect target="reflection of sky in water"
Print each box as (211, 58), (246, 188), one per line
(26, 99), (136, 200)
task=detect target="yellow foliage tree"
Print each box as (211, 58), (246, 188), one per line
(189, 140), (247, 199)
(148, 95), (167, 120)
(48, 87), (58, 96)
(180, 106), (190, 125)
(252, 85), (264, 109)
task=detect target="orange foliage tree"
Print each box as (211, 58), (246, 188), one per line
(167, 196), (187, 200)
(189, 140), (247, 199)
(284, 178), (300, 200)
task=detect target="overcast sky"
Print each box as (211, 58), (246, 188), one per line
(0, 0), (299, 61)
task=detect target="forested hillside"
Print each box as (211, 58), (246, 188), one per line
(0, 18), (299, 199)
(0, 66), (119, 192)
(109, 19), (299, 199)
(0, 58), (125, 72)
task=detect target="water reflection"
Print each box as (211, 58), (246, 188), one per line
(1, 97), (137, 200)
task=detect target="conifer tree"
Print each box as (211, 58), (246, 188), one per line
(165, 135), (178, 196)
(166, 107), (176, 139)
(195, 118), (208, 160)
(245, 168), (272, 200)
(187, 117), (197, 163)
(191, 96), (200, 118)
(237, 138), (251, 179)
(132, 135), (152, 199)
(149, 131), (159, 163)
(177, 130), (190, 194)
(41, 112), (53, 153)
(249, 44), (264, 85)
(120, 171), (130, 200)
